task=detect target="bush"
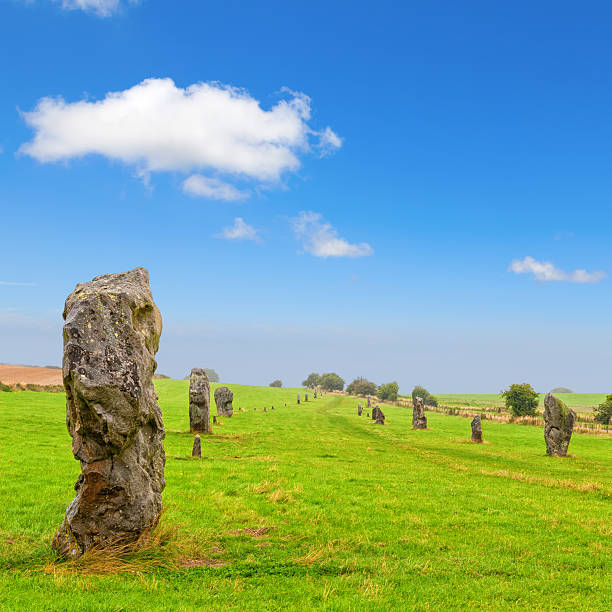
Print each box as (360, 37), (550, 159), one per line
(269, 380), (282, 388)
(302, 373), (321, 388)
(0, 381), (11, 392)
(594, 394), (612, 425)
(412, 386), (437, 407)
(319, 373), (345, 392)
(378, 382), (399, 401)
(346, 377), (378, 396)
(501, 383), (539, 416)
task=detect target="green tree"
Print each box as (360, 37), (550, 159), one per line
(269, 380), (282, 388)
(302, 373), (322, 388)
(501, 383), (539, 416)
(378, 381), (399, 401)
(412, 385), (438, 407)
(346, 377), (378, 396)
(319, 372), (345, 391)
(594, 394), (612, 425)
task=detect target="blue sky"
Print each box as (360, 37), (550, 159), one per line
(1, 0), (611, 391)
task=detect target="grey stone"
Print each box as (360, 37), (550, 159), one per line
(297, 393), (301, 405)
(371, 405), (380, 421)
(375, 406), (385, 425)
(305, 393), (308, 402)
(544, 393), (576, 457)
(471, 414), (483, 443)
(215, 386), (233, 418)
(358, 403), (362, 416)
(367, 397), (371, 408)
(53, 268), (165, 558)
(189, 368), (210, 434)
(412, 397), (427, 429)
(192, 434), (201, 458)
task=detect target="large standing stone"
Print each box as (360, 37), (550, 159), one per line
(215, 386), (233, 418)
(412, 397), (427, 429)
(371, 405), (380, 421)
(374, 406), (385, 425)
(53, 268), (165, 558)
(471, 415), (483, 443)
(189, 368), (210, 433)
(544, 393), (576, 457)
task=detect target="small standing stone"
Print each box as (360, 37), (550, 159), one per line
(192, 434), (201, 458)
(215, 386), (234, 418)
(471, 415), (483, 443)
(305, 392), (308, 402)
(544, 393), (576, 457)
(314, 390), (317, 399)
(264, 407), (267, 412)
(189, 368), (210, 434)
(297, 393), (301, 404)
(271, 405), (274, 410)
(213, 415), (217, 424)
(358, 403), (362, 416)
(367, 396), (372, 408)
(412, 397), (427, 429)
(367, 412), (370, 418)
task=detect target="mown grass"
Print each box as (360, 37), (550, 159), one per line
(0, 381), (610, 610)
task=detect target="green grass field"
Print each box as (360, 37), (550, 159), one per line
(1, 381), (610, 610)
(434, 393), (609, 412)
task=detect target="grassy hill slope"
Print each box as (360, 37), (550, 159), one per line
(0, 380), (610, 610)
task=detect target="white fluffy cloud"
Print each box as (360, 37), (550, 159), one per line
(219, 218), (260, 242)
(19, 78), (341, 199)
(182, 175), (249, 202)
(291, 211), (373, 258)
(509, 256), (605, 283)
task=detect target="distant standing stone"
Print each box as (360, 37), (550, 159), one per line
(412, 397), (427, 429)
(358, 403), (362, 416)
(375, 406), (385, 425)
(367, 396), (372, 408)
(297, 393), (301, 404)
(213, 415), (217, 424)
(544, 393), (576, 457)
(471, 414), (483, 443)
(305, 392), (308, 402)
(53, 267), (165, 558)
(314, 390), (317, 399)
(192, 434), (201, 458)
(367, 412), (370, 418)
(189, 368), (210, 434)
(263, 407), (267, 412)
(215, 386), (234, 418)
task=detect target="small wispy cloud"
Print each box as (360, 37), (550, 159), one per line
(553, 231), (575, 241)
(218, 217), (261, 242)
(182, 175), (249, 201)
(509, 256), (605, 284)
(0, 281), (37, 287)
(291, 211), (373, 258)
(55, 0), (136, 17)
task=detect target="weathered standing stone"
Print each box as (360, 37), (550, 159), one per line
(358, 403), (362, 416)
(544, 393), (576, 457)
(297, 393), (301, 404)
(412, 397), (427, 429)
(371, 405), (380, 421)
(367, 396), (372, 408)
(314, 390), (317, 399)
(471, 415), (483, 443)
(305, 393), (308, 402)
(53, 268), (165, 558)
(375, 407), (385, 425)
(213, 414), (217, 424)
(192, 434), (201, 458)
(189, 368), (210, 433)
(215, 386), (233, 418)
(263, 407), (267, 412)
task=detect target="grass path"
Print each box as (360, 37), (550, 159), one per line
(0, 381), (610, 610)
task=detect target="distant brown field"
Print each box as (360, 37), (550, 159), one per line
(0, 364), (62, 386)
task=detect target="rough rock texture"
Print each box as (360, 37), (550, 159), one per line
(371, 405), (380, 421)
(192, 434), (201, 458)
(189, 368), (210, 433)
(53, 267), (165, 558)
(375, 406), (385, 425)
(214, 387), (233, 418)
(412, 397), (427, 429)
(544, 393), (576, 457)
(358, 403), (362, 416)
(471, 415), (483, 443)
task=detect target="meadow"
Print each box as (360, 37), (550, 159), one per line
(435, 393), (608, 412)
(0, 381), (610, 610)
